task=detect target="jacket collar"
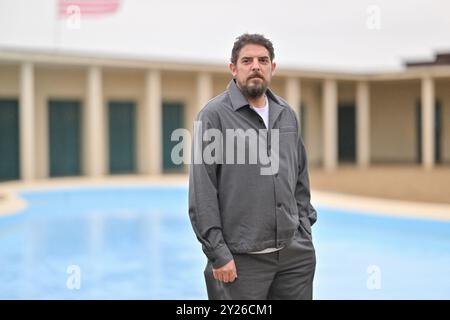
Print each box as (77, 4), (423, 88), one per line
(227, 79), (288, 129)
(227, 79), (286, 111)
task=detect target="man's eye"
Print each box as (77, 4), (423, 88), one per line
(259, 58), (269, 63)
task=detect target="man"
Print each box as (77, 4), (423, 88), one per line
(188, 33), (317, 300)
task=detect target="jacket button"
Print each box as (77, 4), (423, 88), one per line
(277, 203), (282, 208)
(274, 173), (278, 178)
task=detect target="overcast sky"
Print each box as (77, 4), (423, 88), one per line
(1, 0), (450, 72)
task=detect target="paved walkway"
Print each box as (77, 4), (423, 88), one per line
(310, 165), (450, 205)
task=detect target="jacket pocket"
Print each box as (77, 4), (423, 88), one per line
(299, 216), (312, 235)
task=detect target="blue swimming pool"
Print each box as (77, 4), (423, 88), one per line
(0, 186), (449, 299)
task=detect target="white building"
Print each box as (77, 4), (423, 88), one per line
(0, 48), (449, 181)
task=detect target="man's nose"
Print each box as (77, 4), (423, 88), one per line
(251, 58), (261, 71)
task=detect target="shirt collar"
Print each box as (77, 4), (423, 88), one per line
(250, 95), (268, 110)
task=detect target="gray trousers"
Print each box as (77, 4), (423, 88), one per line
(204, 224), (316, 300)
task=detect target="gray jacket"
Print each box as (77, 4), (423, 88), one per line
(188, 79), (317, 268)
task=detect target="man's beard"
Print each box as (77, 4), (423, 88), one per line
(238, 76), (268, 99)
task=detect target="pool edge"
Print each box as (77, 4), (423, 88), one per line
(1, 175), (449, 221)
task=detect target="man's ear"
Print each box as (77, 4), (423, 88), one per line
(271, 62), (277, 75)
(229, 63), (237, 77)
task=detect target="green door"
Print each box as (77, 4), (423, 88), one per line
(49, 100), (81, 177)
(416, 101), (442, 163)
(162, 102), (184, 173)
(108, 101), (136, 174)
(338, 104), (356, 163)
(0, 100), (20, 181)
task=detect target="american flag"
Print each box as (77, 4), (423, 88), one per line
(58, 0), (120, 18)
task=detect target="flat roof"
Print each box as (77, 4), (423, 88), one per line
(2, 47), (450, 81)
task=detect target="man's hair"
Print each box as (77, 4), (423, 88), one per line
(230, 33), (275, 65)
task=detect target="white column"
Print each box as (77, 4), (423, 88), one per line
(285, 77), (302, 128)
(197, 72), (213, 113)
(322, 79), (338, 171)
(144, 70), (162, 175)
(356, 81), (370, 168)
(85, 66), (106, 177)
(19, 62), (36, 181)
(421, 76), (435, 169)
(190, 72), (213, 169)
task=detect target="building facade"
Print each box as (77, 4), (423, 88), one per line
(0, 49), (449, 181)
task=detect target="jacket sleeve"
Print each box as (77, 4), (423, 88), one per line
(295, 135), (317, 227)
(293, 110), (317, 228)
(188, 109), (233, 269)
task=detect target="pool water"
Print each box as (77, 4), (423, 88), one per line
(0, 186), (449, 299)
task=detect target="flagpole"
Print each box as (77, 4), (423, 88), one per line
(53, 0), (62, 52)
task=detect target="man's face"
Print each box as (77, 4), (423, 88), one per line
(229, 44), (276, 99)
